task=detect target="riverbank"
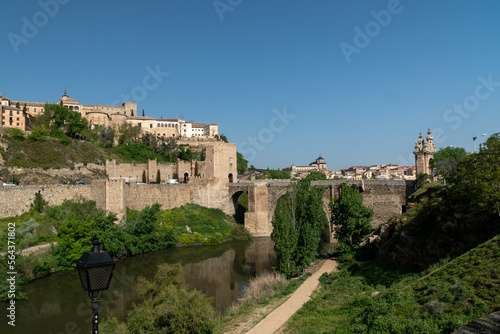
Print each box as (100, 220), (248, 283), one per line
(0, 200), (251, 301)
(215, 259), (337, 334)
(1, 237), (276, 334)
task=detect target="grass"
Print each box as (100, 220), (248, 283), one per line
(2, 137), (112, 168)
(156, 203), (238, 244)
(215, 271), (312, 333)
(283, 235), (500, 334)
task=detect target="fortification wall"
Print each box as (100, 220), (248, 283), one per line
(6, 163), (105, 177)
(106, 160), (148, 183)
(313, 179), (414, 228)
(0, 185), (93, 218)
(124, 183), (191, 211)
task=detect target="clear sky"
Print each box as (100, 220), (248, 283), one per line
(1, 0), (499, 170)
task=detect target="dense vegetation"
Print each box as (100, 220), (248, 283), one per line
(256, 168), (291, 180)
(282, 133), (500, 333)
(330, 183), (373, 257)
(271, 179), (328, 278)
(101, 263), (217, 334)
(0, 198), (249, 301)
(284, 234), (500, 333)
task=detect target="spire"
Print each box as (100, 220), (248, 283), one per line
(63, 87), (68, 97)
(426, 128), (433, 142)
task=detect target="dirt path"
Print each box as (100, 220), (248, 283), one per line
(246, 259), (338, 334)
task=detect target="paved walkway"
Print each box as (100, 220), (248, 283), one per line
(246, 259), (338, 334)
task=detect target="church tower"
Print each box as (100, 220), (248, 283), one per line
(413, 129), (436, 175)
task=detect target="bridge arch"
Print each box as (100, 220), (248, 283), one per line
(231, 190), (248, 225)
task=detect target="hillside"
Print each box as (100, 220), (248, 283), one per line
(376, 182), (500, 270)
(281, 179), (500, 333)
(0, 127), (203, 185)
(284, 233), (500, 333)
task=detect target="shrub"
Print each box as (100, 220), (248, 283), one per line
(103, 263), (216, 334)
(230, 224), (252, 241)
(240, 271), (288, 304)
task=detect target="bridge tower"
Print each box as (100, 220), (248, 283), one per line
(413, 128), (436, 176)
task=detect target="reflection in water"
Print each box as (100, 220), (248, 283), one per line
(0, 238), (275, 334)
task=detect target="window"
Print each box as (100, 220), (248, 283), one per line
(17, 118), (19, 121)
(157, 124), (160, 127)
(138, 123), (142, 127)
(150, 124), (152, 128)
(17, 111), (19, 114)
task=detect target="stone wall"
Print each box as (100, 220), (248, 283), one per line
(230, 179), (415, 238)
(0, 184), (94, 218)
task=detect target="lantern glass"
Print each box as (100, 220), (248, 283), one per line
(76, 240), (115, 293)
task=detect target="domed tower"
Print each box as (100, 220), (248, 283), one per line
(413, 129), (436, 175)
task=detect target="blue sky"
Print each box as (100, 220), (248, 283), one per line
(1, 0), (499, 170)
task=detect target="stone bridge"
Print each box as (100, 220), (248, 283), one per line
(229, 179), (415, 238)
(0, 178), (414, 241)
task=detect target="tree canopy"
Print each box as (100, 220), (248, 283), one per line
(430, 146), (467, 178)
(271, 179), (327, 277)
(237, 152), (248, 174)
(330, 183), (373, 256)
(305, 171), (327, 181)
(446, 133), (500, 216)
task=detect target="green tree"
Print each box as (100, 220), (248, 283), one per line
(272, 191), (299, 277)
(447, 133), (500, 216)
(5, 128), (25, 141)
(305, 171), (327, 181)
(330, 183), (373, 256)
(15, 102), (20, 108)
(142, 170), (147, 183)
(271, 179), (327, 278)
(142, 109), (145, 117)
(430, 146), (467, 178)
(156, 169), (161, 183)
(65, 109), (88, 138)
(220, 134), (228, 143)
(194, 161), (199, 177)
(36, 104), (55, 128)
(99, 126), (115, 148)
(237, 151), (248, 174)
(101, 263), (216, 334)
(178, 145), (193, 161)
(30, 192), (48, 213)
(263, 168), (291, 180)
(117, 122), (142, 145)
(23, 103), (27, 112)
(162, 137), (178, 162)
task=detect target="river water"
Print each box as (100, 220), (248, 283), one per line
(1, 237), (276, 334)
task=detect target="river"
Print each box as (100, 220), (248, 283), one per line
(1, 237), (276, 334)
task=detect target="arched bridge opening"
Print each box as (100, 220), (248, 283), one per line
(231, 190), (248, 225)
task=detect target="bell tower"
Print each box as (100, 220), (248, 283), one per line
(413, 129), (436, 175)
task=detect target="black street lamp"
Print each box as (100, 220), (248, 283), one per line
(76, 240), (115, 334)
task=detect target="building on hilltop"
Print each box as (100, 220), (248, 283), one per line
(0, 93), (33, 131)
(283, 155), (328, 178)
(1, 91), (219, 139)
(413, 128), (436, 176)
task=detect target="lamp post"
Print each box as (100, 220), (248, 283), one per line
(76, 240), (115, 334)
(473, 134), (487, 153)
